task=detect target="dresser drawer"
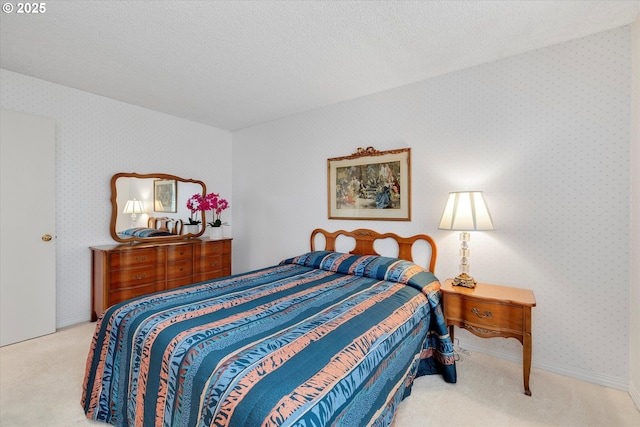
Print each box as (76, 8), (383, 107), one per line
(109, 282), (165, 306)
(167, 245), (193, 261)
(195, 255), (223, 274)
(194, 242), (225, 257)
(109, 265), (165, 289)
(167, 276), (195, 289)
(167, 259), (193, 279)
(193, 271), (225, 283)
(445, 294), (524, 333)
(109, 248), (165, 270)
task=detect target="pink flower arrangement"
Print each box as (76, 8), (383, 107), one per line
(203, 193), (229, 227)
(186, 193), (204, 224)
(187, 192), (229, 227)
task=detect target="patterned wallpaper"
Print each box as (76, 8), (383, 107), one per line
(629, 16), (640, 407)
(233, 26), (633, 389)
(0, 69), (232, 327)
(1, 24), (633, 390)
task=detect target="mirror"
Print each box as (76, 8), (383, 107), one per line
(110, 172), (207, 243)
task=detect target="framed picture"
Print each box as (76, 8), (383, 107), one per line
(154, 179), (177, 213)
(328, 147), (411, 220)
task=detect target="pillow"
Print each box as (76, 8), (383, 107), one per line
(282, 251), (439, 294)
(120, 227), (174, 237)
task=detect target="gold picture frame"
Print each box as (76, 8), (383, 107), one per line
(328, 147), (411, 220)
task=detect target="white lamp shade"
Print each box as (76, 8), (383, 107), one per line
(123, 199), (145, 214)
(438, 191), (495, 231)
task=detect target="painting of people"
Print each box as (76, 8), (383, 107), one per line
(328, 147), (410, 220)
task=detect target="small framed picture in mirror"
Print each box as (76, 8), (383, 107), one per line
(154, 179), (177, 213)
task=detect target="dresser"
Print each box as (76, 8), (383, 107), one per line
(90, 238), (231, 321)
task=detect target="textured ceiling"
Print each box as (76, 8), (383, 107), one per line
(1, 1), (639, 131)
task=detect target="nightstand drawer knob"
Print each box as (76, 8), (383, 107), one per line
(472, 308), (493, 319)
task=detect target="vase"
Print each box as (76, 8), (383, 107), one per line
(209, 226), (223, 240)
(183, 224), (200, 235)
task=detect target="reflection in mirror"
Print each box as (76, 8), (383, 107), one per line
(110, 173), (206, 243)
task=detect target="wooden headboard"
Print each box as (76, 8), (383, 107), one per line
(310, 228), (437, 273)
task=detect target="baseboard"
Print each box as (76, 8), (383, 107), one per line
(57, 314), (92, 329)
(460, 342), (630, 391)
(630, 380), (640, 411)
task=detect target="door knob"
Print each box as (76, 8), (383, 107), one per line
(42, 234), (52, 242)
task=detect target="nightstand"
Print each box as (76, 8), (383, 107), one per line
(440, 279), (537, 396)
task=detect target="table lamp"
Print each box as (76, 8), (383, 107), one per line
(123, 199), (145, 228)
(438, 191), (495, 288)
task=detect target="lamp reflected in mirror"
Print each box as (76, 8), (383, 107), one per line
(123, 198), (145, 228)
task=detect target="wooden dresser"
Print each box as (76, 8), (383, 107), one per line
(90, 238), (231, 321)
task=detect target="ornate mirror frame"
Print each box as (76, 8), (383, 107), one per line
(110, 172), (207, 243)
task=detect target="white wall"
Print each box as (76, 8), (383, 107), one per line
(233, 26), (633, 389)
(629, 15), (640, 409)
(0, 69), (232, 328)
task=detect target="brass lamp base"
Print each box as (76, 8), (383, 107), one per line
(453, 273), (477, 288)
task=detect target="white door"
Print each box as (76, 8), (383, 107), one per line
(0, 109), (56, 346)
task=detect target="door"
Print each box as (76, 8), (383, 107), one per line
(0, 109), (56, 346)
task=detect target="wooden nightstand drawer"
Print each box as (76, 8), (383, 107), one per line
(444, 294), (524, 334)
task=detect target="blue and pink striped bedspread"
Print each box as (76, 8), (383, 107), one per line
(82, 251), (456, 427)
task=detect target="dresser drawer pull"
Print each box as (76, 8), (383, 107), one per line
(472, 308), (493, 319)
(134, 273), (147, 280)
(135, 256), (147, 262)
(209, 262), (218, 267)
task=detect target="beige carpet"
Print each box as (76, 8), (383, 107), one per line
(1, 322), (638, 426)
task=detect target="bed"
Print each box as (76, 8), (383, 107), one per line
(82, 228), (456, 427)
(117, 218), (185, 239)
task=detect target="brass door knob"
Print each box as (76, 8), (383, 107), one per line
(42, 234), (53, 242)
